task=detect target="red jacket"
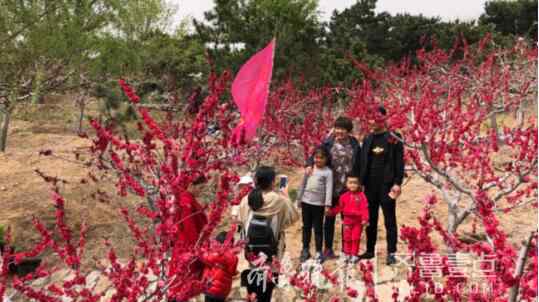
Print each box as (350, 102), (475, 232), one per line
(176, 192), (207, 245)
(329, 191), (369, 225)
(201, 250), (239, 298)
(168, 192), (208, 299)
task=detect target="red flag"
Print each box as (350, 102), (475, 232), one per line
(231, 39), (275, 144)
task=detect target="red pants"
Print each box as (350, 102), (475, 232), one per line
(342, 223), (363, 256)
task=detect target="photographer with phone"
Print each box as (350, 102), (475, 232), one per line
(238, 166), (299, 302)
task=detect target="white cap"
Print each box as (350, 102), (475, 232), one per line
(238, 175), (254, 185)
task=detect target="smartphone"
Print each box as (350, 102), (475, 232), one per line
(279, 175), (288, 190)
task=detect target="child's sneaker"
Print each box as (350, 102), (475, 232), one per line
(323, 249), (337, 259)
(386, 253), (397, 266)
(315, 251), (325, 263)
(300, 249), (311, 262)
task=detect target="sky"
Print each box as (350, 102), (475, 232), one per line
(171, 0), (488, 26)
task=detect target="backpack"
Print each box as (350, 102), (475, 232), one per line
(245, 214), (278, 260)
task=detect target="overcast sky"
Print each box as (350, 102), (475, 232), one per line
(172, 0), (488, 26)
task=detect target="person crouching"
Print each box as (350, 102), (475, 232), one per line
(201, 232), (239, 302)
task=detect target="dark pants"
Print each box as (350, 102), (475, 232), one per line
(365, 182), (398, 254)
(205, 295), (225, 302)
(241, 269), (278, 302)
(324, 194), (341, 251)
(302, 202), (325, 252)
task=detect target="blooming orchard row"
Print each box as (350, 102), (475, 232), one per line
(0, 37), (537, 301)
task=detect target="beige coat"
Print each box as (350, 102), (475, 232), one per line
(239, 191), (299, 258)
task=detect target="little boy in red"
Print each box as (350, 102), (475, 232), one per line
(201, 232), (239, 302)
(328, 174), (369, 263)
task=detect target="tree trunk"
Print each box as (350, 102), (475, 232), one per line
(77, 95), (86, 133)
(490, 111), (499, 145)
(448, 202), (473, 235)
(446, 202), (459, 255)
(0, 108), (11, 152)
(445, 192), (461, 234)
(32, 64), (44, 104)
(447, 204), (458, 234)
(516, 100), (526, 128)
(508, 232), (536, 302)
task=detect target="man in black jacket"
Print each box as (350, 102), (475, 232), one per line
(306, 117), (360, 260)
(358, 106), (404, 265)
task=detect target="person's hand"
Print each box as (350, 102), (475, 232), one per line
(326, 128), (335, 139)
(305, 166), (313, 176)
(325, 207), (334, 217)
(280, 184), (289, 197)
(389, 184), (401, 199)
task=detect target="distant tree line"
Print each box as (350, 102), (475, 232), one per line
(0, 0), (536, 151)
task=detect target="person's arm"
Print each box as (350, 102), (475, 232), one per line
(306, 152), (315, 167)
(393, 133), (405, 186)
(327, 206), (339, 216)
(289, 197), (300, 224)
(352, 143), (362, 177)
(281, 193), (300, 227)
(359, 194), (369, 224)
(324, 170), (333, 208)
(359, 136), (369, 187)
(238, 196), (249, 229)
(296, 174), (308, 206)
(190, 197), (208, 230)
(352, 137), (361, 176)
(229, 256), (239, 276)
(328, 194), (343, 216)
(200, 252), (222, 265)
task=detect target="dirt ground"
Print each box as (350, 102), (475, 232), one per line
(0, 102), (537, 301)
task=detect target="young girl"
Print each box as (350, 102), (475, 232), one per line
(328, 174), (369, 263)
(297, 147), (333, 262)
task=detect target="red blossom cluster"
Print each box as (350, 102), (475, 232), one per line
(358, 261), (378, 302)
(259, 80), (338, 166)
(400, 194), (538, 301)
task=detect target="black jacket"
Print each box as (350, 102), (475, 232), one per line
(306, 135), (361, 177)
(359, 131), (404, 186)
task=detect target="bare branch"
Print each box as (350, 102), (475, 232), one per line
(508, 231), (537, 302)
(493, 198), (537, 213)
(420, 143), (473, 198)
(494, 162), (537, 202)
